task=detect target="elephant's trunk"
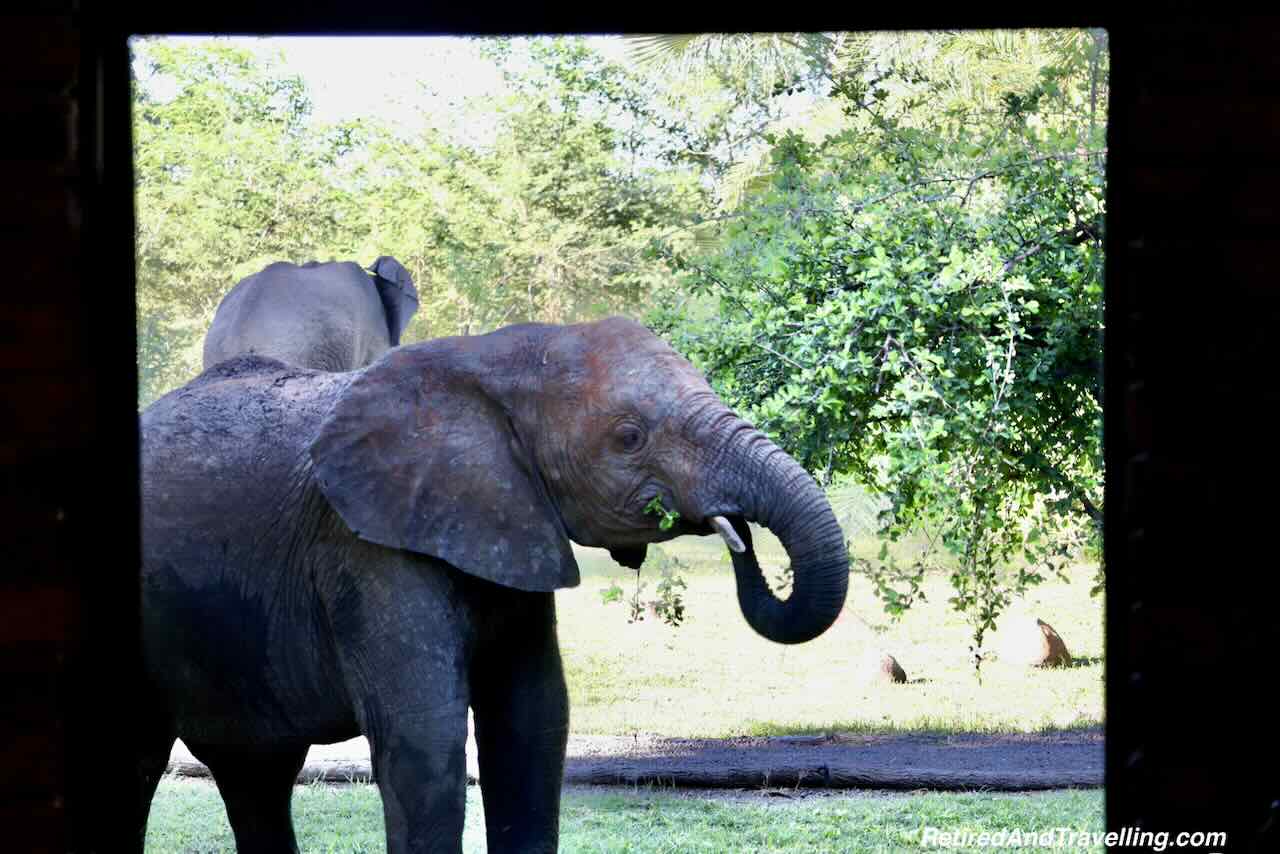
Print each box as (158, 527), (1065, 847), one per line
(693, 411), (849, 645)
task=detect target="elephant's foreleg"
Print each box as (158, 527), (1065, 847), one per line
(334, 555), (476, 853)
(186, 742), (308, 854)
(368, 698), (470, 854)
(132, 730), (176, 852)
(471, 592), (568, 854)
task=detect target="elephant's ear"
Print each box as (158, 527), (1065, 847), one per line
(367, 256), (420, 346)
(309, 346), (579, 592)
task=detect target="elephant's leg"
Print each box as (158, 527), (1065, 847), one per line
(132, 730), (176, 852)
(185, 742), (308, 854)
(367, 697), (470, 854)
(471, 592), (569, 854)
(334, 554), (475, 852)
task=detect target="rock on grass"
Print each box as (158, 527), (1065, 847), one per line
(1000, 617), (1072, 668)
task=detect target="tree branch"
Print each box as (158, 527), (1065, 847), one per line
(1014, 449), (1104, 528)
(753, 339), (805, 370)
(1002, 241), (1046, 275)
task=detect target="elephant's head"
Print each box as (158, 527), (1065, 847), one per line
(310, 317), (848, 644)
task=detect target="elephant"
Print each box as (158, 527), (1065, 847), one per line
(202, 255), (420, 372)
(134, 317), (849, 853)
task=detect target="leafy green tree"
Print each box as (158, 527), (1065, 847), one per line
(240, 36), (711, 342)
(624, 33), (865, 199)
(651, 30), (1106, 657)
(132, 40), (367, 405)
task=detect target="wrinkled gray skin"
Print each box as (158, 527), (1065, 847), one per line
(202, 256), (419, 372)
(133, 317), (849, 854)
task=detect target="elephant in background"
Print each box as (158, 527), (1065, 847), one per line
(202, 255), (419, 372)
(135, 317), (849, 853)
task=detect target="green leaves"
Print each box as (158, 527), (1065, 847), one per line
(644, 497), (682, 531)
(599, 546), (689, 627)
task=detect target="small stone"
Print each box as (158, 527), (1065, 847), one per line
(1002, 617), (1072, 667)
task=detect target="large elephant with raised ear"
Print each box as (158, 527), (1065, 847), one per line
(134, 317), (849, 854)
(202, 255), (419, 372)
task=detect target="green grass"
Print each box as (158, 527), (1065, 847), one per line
(146, 779), (1104, 853)
(145, 778), (389, 853)
(561, 523), (1104, 737)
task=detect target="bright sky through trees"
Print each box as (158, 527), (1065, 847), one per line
(137, 35), (635, 139)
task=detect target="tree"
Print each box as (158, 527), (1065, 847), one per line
(650, 30), (1107, 658)
(132, 39), (367, 406)
(302, 37), (712, 340)
(624, 33), (866, 207)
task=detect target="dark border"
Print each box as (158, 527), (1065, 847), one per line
(81, 4), (1141, 849)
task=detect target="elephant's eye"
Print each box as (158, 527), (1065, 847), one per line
(615, 423), (646, 453)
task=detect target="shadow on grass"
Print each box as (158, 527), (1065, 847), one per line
(1023, 654), (1105, 669)
(561, 728), (1105, 791)
(746, 719), (1105, 738)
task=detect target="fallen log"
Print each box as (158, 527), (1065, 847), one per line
(560, 762), (1100, 791)
(166, 731), (1104, 791)
(166, 756), (1101, 791)
(166, 756), (379, 785)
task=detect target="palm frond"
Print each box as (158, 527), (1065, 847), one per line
(717, 151), (773, 213)
(623, 34), (705, 69)
(625, 32), (854, 89)
(689, 220), (727, 254)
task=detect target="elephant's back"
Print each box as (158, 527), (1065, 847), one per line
(141, 358), (350, 526)
(203, 261), (390, 371)
(144, 353), (342, 435)
(226, 261), (379, 321)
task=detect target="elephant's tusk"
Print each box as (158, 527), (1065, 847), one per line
(710, 516), (746, 553)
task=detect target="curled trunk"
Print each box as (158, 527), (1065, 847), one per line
(701, 421), (849, 645)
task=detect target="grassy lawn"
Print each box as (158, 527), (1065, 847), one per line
(147, 779), (1104, 853)
(561, 519), (1104, 737)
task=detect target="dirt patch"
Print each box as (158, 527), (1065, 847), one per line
(168, 727), (1103, 792)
